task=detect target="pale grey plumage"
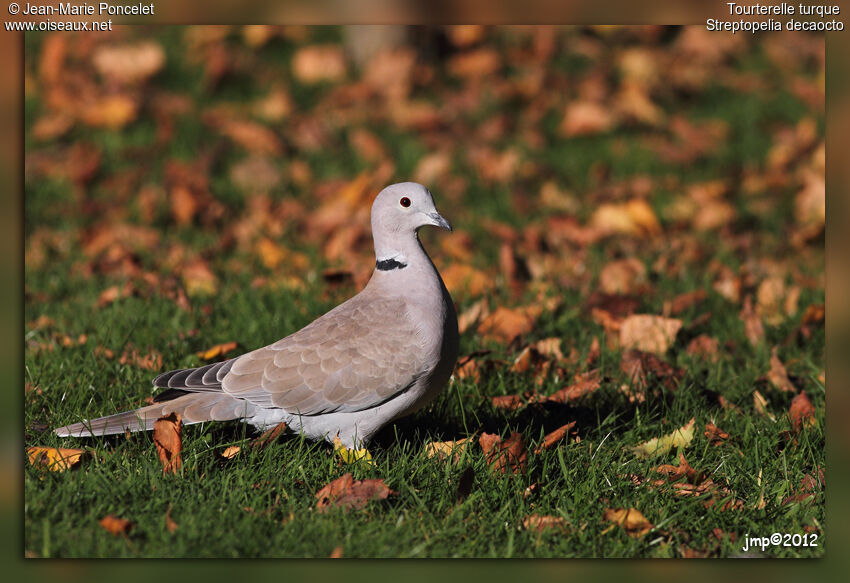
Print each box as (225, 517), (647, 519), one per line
(54, 182), (459, 449)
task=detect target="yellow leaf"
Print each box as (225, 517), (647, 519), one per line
(628, 417), (696, 459)
(196, 341), (238, 361)
(26, 447), (87, 472)
(603, 507), (653, 537)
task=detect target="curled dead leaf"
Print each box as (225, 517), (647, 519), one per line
(767, 347), (797, 393)
(789, 391), (816, 432)
(603, 507), (653, 537)
(153, 413), (182, 474)
(524, 514), (568, 533)
(479, 432), (528, 475)
(424, 438), (472, 463)
(315, 473), (394, 512)
(628, 417), (696, 459)
(478, 305), (541, 344)
(99, 515), (133, 536)
(534, 422), (577, 454)
(704, 422), (730, 446)
(27, 447), (87, 472)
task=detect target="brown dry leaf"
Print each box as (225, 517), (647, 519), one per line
(213, 118), (283, 156)
(491, 394), (525, 410)
(686, 335), (719, 362)
(182, 259), (218, 297)
(153, 413), (182, 474)
(251, 422), (288, 448)
(292, 45), (347, 84)
(767, 347), (797, 393)
(454, 357), (481, 383)
(560, 100), (616, 136)
(654, 453), (704, 483)
(704, 422), (730, 446)
(30, 112), (74, 141)
(99, 515), (133, 536)
(590, 200), (661, 238)
(666, 290), (708, 315)
(424, 438), (472, 463)
(80, 95), (138, 129)
(253, 88), (293, 122)
(27, 447), (87, 472)
(599, 258), (647, 295)
(329, 546), (344, 558)
(740, 296), (765, 347)
(586, 336), (601, 367)
(628, 418), (696, 459)
(92, 41), (166, 84)
(533, 337), (564, 361)
(119, 346), (163, 371)
(753, 390), (776, 422)
(457, 299), (489, 335)
(603, 508), (653, 537)
(543, 372), (602, 404)
(789, 391), (816, 432)
(315, 473), (394, 512)
(478, 305), (541, 344)
(757, 276), (790, 326)
(440, 264), (491, 299)
(523, 514), (568, 533)
(447, 48), (501, 79)
(619, 315), (682, 355)
(196, 341), (238, 361)
(479, 432), (528, 475)
(220, 446), (241, 460)
(534, 422), (577, 454)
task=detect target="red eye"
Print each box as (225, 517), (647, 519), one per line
(400, 197), (411, 208)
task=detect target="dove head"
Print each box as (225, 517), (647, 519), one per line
(371, 182), (451, 266)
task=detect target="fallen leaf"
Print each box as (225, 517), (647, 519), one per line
(534, 422), (577, 454)
(524, 514), (568, 533)
(447, 48), (501, 79)
(454, 357), (481, 382)
(441, 264), (492, 299)
(491, 394), (525, 410)
(478, 305), (541, 344)
(766, 347), (797, 393)
(740, 295), (765, 347)
(590, 199), (661, 238)
(599, 258), (647, 295)
(479, 432), (528, 475)
(329, 546), (343, 558)
(251, 422), (288, 448)
(561, 100), (616, 136)
(196, 341), (238, 361)
(26, 447), (87, 472)
(119, 346), (163, 371)
(153, 413), (182, 474)
(704, 422), (730, 446)
(315, 473), (394, 512)
(753, 390), (776, 422)
(756, 276), (790, 326)
(619, 314), (682, 354)
(182, 259), (218, 297)
(220, 446), (241, 459)
(99, 515), (133, 536)
(424, 438), (472, 463)
(628, 417), (695, 459)
(603, 507), (653, 537)
(292, 45), (347, 84)
(92, 41), (166, 84)
(80, 95), (138, 129)
(543, 372), (602, 404)
(620, 349), (683, 392)
(686, 335), (719, 361)
(789, 391), (816, 432)
(666, 289), (708, 315)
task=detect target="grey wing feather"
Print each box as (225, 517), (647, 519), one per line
(221, 295), (427, 416)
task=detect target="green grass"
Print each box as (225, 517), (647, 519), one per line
(24, 26), (825, 558)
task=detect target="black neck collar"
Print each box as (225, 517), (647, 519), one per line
(376, 258), (408, 271)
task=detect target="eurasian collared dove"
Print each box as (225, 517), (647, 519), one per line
(55, 182), (459, 450)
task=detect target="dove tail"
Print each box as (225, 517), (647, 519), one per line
(54, 392), (258, 437)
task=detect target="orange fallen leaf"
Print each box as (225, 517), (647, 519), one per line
(92, 41), (165, 84)
(165, 505), (178, 533)
(182, 259), (218, 297)
(491, 394), (525, 410)
(424, 438), (472, 463)
(590, 199), (661, 237)
(767, 347), (797, 393)
(619, 314), (682, 354)
(479, 432), (528, 475)
(80, 95), (138, 129)
(292, 45), (347, 84)
(153, 413), (182, 474)
(26, 447), (87, 472)
(478, 305), (541, 344)
(599, 258), (647, 295)
(454, 357), (481, 382)
(220, 446), (241, 459)
(603, 507), (653, 537)
(560, 100), (616, 136)
(740, 295), (765, 347)
(196, 341), (238, 361)
(789, 391), (816, 432)
(704, 422), (730, 446)
(315, 473), (394, 512)
(523, 514), (568, 533)
(99, 515), (133, 536)
(329, 546), (343, 558)
(251, 422), (288, 448)
(441, 264), (492, 299)
(534, 422), (577, 454)
(686, 334), (719, 361)
(543, 372), (602, 404)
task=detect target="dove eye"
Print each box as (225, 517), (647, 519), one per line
(400, 197), (411, 208)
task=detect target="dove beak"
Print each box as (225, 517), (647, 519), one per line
(427, 211), (453, 232)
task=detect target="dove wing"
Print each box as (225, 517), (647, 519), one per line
(219, 294), (428, 415)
